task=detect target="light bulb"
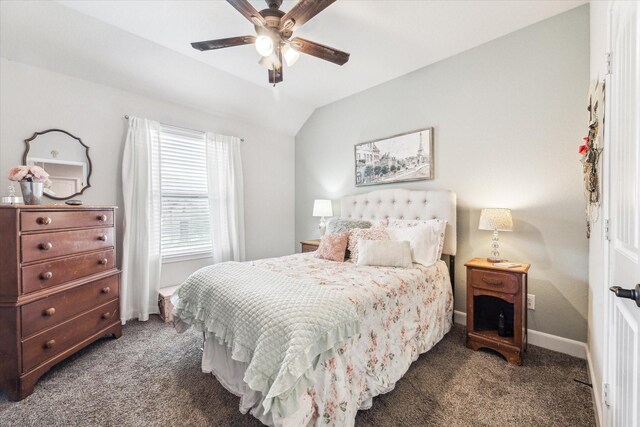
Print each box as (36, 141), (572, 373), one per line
(282, 44), (300, 66)
(255, 35), (274, 57)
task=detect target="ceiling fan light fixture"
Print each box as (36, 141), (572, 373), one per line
(258, 55), (273, 69)
(255, 35), (274, 57)
(282, 44), (300, 67)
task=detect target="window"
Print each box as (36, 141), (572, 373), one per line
(159, 125), (212, 260)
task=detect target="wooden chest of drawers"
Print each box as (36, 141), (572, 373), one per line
(0, 205), (121, 401)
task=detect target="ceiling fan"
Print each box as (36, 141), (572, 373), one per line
(191, 0), (350, 85)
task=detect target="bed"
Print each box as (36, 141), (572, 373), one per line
(172, 189), (457, 426)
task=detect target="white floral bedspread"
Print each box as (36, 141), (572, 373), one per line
(245, 253), (453, 426)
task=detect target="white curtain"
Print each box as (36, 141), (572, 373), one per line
(205, 133), (245, 263)
(121, 117), (162, 323)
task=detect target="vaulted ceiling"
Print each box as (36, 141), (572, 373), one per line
(1, 1), (586, 135)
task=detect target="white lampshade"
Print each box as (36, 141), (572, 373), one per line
(282, 44), (300, 66)
(255, 35), (274, 57)
(312, 199), (333, 217)
(479, 208), (513, 231)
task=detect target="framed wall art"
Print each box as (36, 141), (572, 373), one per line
(355, 127), (433, 186)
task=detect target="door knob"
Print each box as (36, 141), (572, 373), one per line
(609, 284), (640, 307)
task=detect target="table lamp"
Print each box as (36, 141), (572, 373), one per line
(478, 208), (513, 262)
(313, 199), (333, 237)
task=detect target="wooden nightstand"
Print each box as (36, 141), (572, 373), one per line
(464, 258), (531, 365)
(300, 240), (320, 253)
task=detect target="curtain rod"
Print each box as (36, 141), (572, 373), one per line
(124, 115), (244, 142)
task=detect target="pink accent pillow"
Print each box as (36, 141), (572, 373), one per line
(315, 232), (350, 262)
(347, 227), (390, 262)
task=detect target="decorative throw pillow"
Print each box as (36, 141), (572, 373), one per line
(356, 239), (412, 268)
(387, 219), (448, 259)
(314, 232), (350, 262)
(347, 227), (390, 262)
(373, 218), (389, 227)
(325, 218), (372, 235)
(386, 220), (447, 267)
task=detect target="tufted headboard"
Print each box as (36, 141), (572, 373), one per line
(340, 189), (457, 256)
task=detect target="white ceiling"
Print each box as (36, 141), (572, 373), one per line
(1, 0), (586, 135)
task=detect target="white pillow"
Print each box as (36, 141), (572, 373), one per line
(386, 220), (447, 267)
(356, 239), (412, 268)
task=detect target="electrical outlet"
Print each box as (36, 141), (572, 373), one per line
(527, 294), (535, 310)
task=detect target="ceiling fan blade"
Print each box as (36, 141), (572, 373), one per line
(191, 35), (256, 51)
(290, 37), (350, 65)
(280, 0), (335, 32)
(226, 0), (266, 27)
(268, 67), (283, 84)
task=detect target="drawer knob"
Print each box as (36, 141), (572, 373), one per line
(40, 271), (53, 280)
(101, 312), (111, 320)
(44, 339), (56, 349)
(98, 258), (108, 265)
(37, 216), (52, 225)
(39, 242), (53, 251)
(101, 287), (111, 294)
(97, 214), (107, 222)
(98, 235), (107, 241)
(482, 277), (503, 286)
(44, 307), (56, 316)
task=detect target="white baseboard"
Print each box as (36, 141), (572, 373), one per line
(453, 310), (587, 359)
(586, 349), (602, 427)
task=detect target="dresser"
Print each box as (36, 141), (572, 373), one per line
(0, 205), (121, 401)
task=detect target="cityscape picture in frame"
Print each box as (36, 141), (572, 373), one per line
(355, 127), (433, 186)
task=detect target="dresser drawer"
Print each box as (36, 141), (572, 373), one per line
(21, 299), (119, 372)
(20, 210), (113, 232)
(468, 268), (520, 294)
(21, 274), (119, 337)
(21, 228), (114, 263)
(21, 249), (115, 294)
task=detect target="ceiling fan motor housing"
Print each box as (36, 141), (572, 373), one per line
(256, 9), (291, 40)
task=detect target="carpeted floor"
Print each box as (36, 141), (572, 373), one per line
(0, 317), (595, 427)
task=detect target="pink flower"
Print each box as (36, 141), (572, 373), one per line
(7, 166), (29, 181)
(28, 166), (49, 180)
(578, 144), (588, 155)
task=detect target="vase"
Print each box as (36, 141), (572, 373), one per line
(20, 181), (44, 205)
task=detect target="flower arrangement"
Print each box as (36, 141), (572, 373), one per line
(7, 165), (52, 187)
(580, 80), (605, 238)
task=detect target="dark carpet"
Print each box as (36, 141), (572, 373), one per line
(0, 317), (595, 426)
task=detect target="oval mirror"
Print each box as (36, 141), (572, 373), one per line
(23, 129), (92, 200)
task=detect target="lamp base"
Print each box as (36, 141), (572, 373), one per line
(487, 257), (503, 263)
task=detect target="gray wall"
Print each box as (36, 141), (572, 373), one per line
(295, 6), (590, 342)
(0, 58), (295, 288)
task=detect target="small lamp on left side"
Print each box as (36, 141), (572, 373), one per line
(313, 199), (333, 237)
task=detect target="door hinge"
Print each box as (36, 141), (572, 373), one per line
(605, 219), (611, 241)
(606, 52), (612, 75)
(604, 383), (611, 407)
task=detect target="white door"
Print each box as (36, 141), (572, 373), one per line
(606, 2), (640, 426)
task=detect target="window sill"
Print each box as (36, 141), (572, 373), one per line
(162, 252), (213, 264)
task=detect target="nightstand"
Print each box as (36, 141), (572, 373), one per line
(300, 240), (320, 253)
(464, 258), (531, 365)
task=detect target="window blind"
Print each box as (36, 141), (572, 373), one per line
(159, 125), (212, 259)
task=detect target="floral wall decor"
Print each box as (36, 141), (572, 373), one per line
(579, 79), (605, 238)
